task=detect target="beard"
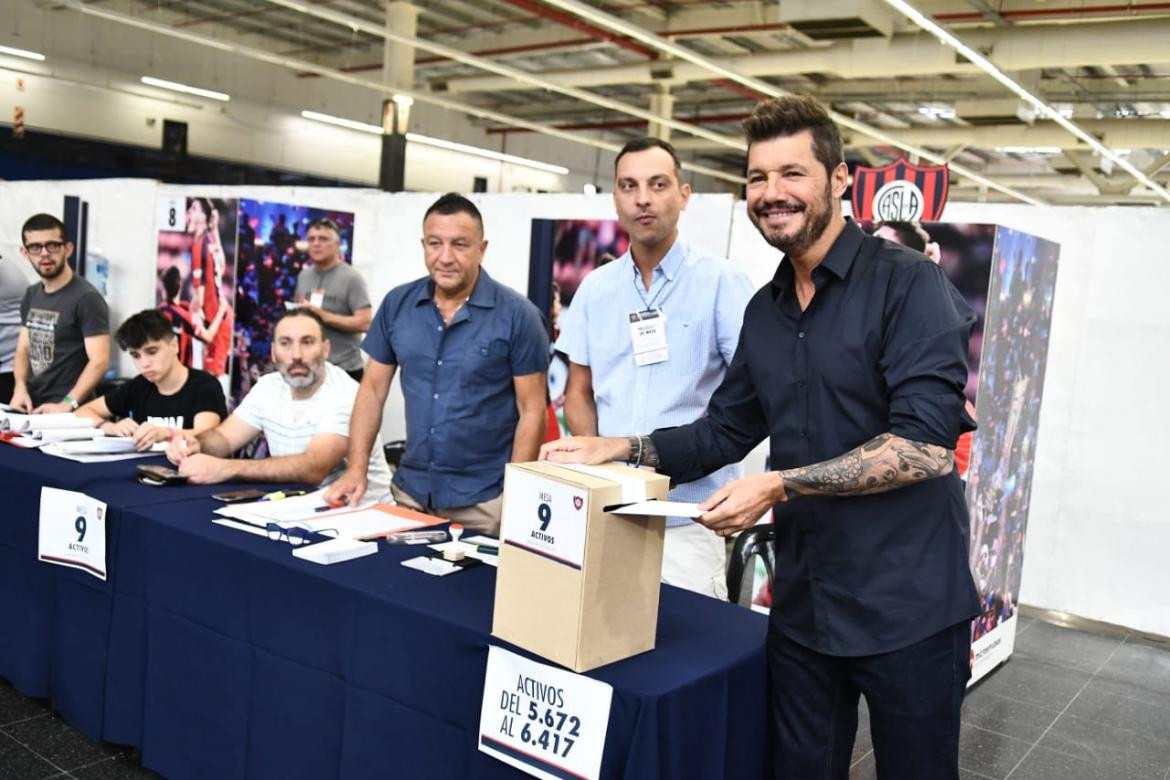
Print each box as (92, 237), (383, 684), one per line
(34, 257), (67, 280)
(279, 360), (322, 389)
(749, 179), (834, 258)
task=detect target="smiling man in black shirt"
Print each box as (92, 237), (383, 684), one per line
(78, 310), (226, 451)
(542, 95), (979, 780)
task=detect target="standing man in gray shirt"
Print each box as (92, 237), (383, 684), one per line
(10, 213), (109, 414)
(0, 254), (30, 403)
(294, 217), (372, 382)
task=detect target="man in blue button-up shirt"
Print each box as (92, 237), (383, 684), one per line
(557, 137), (753, 598)
(326, 194), (548, 535)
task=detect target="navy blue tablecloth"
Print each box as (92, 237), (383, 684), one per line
(128, 498), (769, 779)
(0, 444), (297, 745)
(0, 445), (769, 779)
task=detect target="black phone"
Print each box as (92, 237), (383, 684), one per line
(211, 488), (267, 503)
(136, 464), (188, 486)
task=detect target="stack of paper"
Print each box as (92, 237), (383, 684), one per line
(212, 489), (446, 541)
(41, 439), (167, 463)
(0, 412), (96, 434)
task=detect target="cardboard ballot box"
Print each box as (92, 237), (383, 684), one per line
(492, 462), (670, 672)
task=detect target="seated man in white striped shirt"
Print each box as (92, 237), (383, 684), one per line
(165, 308), (392, 498)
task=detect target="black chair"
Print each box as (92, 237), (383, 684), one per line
(726, 523), (775, 604)
(383, 439), (406, 470)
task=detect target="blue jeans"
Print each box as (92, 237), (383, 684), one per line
(767, 619), (971, 780)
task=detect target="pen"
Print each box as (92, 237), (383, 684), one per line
(314, 503), (344, 512)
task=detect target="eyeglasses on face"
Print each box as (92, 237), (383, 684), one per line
(265, 523), (340, 546)
(24, 241), (67, 255)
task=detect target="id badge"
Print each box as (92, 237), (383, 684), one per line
(628, 310), (668, 366)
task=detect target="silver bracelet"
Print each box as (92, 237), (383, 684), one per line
(626, 435), (642, 466)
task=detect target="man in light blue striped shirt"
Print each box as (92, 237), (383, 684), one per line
(556, 137), (754, 598)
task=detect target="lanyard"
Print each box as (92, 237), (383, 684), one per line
(632, 269), (670, 313)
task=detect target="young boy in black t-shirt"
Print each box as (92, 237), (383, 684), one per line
(78, 310), (227, 451)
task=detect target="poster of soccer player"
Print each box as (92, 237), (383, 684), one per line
(527, 218), (630, 438)
(154, 195), (240, 400)
(231, 200), (356, 407)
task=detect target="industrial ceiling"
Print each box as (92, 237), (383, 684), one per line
(36, 0), (1170, 203)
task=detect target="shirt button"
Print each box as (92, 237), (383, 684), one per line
(429, 427), (435, 434)
(798, 331), (806, 339)
(436, 325), (442, 332)
(436, 359), (443, 366)
(432, 393), (439, 400)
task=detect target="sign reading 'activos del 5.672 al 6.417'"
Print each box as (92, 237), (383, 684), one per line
(479, 645), (613, 780)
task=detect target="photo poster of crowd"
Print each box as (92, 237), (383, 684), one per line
(526, 218), (631, 438)
(154, 196), (240, 401)
(745, 222), (1059, 680)
(966, 226), (1060, 683)
(231, 200), (356, 407)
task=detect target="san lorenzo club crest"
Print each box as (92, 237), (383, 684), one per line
(851, 158), (949, 222)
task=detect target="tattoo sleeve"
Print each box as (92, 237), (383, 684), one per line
(780, 432), (953, 498)
(639, 435), (660, 468)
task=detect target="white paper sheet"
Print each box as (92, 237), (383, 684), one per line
(211, 518), (270, 537)
(0, 412), (96, 433)
(39, 444), (157, 463)
(400, 555), (461, 576)
(608, 500), (705, 519)
(214, 489), (376, 524)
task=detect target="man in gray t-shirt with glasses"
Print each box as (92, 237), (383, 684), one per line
(294, 217), (372, 382)
(11, 213), (109, 413)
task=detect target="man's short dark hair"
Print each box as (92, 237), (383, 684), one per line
(161, 265), (182, 300)
(308, 217), (341, 237)
(21, 213), (68, 243)
(274, 306), (325, 337)
(190, 197), (213, 220)
(423, 193), (484, 236)
(117, 310), (176, 351)
(614, 137), (683, 180)
(742, 95), (844, 176)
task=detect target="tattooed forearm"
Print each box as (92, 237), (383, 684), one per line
(780, 433), (953, 498)
(628, 435), (660, 468)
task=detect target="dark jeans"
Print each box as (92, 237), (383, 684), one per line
(767, 619), (971, 780)
(346, 368), (364, 384)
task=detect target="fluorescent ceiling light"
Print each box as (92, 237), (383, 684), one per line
(918, 106), (956, 120)
(141, 76), (229, 101)
(406, 133), (570, 175)
(0, 44), (45, 61)
(300, 112), (569, 175)
(997, 146), (1062, 155)
(878, 0), (1170, 203)
(301, 109), (382, 134)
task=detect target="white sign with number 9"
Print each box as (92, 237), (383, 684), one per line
(38, 487), (108, 581)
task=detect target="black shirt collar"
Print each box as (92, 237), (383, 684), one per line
(771, 218), (864, 292)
